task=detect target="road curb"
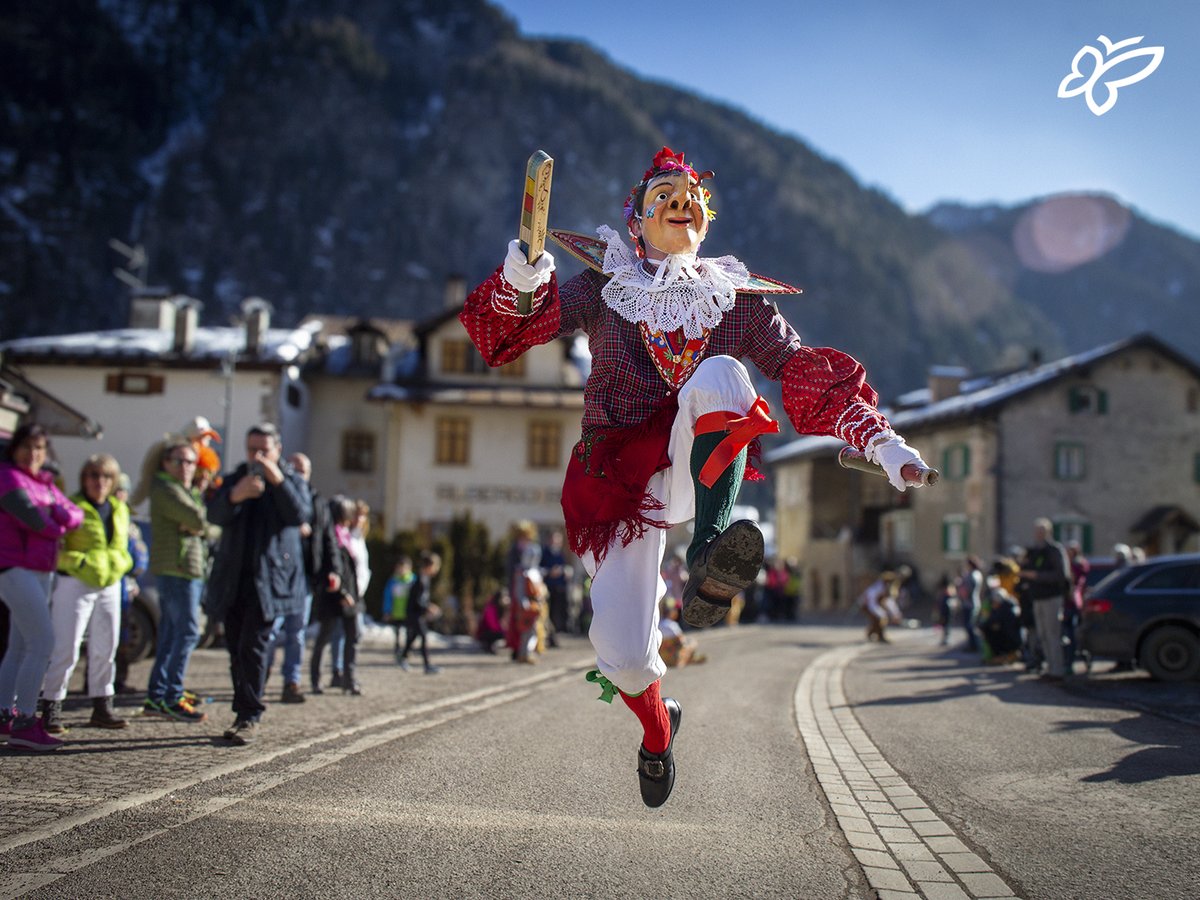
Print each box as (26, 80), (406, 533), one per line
(795, 640), (1026, 900)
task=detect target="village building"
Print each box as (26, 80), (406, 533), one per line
(363, 285), (586, 542)
(766, 334), (1200, 610)
(0, 290), (318, 502)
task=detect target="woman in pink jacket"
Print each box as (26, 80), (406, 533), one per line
(0, 423), (83, 751)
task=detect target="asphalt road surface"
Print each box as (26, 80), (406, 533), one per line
(3, 623), (1197, 899)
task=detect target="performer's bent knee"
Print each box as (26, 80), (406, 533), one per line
(678, 355), (757, 418)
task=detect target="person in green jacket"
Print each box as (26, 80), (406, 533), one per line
(142, 436), (211, 723)
(42, 454), (134, 732)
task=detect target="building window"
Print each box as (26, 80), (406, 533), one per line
(527, 421), (561, 469)
(435, 417), (470, 465)
(942, 514), (969, 555)
(1054, 518), (1093, 553)
(1054, 442), (1086, 480)
(1068, 385), (1108, 414)
(441, 339), (487, 375)
(941, 443), (970, 480)
(341, 430), (376, 473)
(105, 372), (165, 395)
(499, 356), (527, 379)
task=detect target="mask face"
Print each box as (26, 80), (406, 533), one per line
(633, 171), (710, 258)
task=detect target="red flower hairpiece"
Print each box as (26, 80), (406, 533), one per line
(623, 146), (715, 225)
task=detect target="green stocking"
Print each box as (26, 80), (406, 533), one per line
(686, 431), (746, 569)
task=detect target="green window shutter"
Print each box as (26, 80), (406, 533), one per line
(942, 520), (949, 552)
(1052, 523), (1063, 543)
(1097, 391), (1108, 414)
(1083, 524), (1094, 554)
(1068, 386), (1084, 413)
(963, 444), (972, 477)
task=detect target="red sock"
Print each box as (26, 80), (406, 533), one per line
(620, 679), (671, 754)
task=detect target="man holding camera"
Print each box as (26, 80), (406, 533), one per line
(206, 423), (312, 745)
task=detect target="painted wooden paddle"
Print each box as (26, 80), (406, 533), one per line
(516, 150), (554, 313)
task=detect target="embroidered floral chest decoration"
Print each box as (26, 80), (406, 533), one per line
(640, 324), (709, 389)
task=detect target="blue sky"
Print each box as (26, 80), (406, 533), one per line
(491, 1), (1199, 239)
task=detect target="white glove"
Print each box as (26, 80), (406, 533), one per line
(866, 433), (926, 493)
(503, 239), (555, 293)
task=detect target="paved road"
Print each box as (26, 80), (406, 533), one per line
(1, 623), (1196, 899)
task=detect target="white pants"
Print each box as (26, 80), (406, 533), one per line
(584, 356), (759, 694)
(42, 575), (122, 701)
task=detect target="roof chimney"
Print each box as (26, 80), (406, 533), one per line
(172, 296), (203, 355)
(129, 287), (177, 331)
(444, 274), (466, 309)
(927, 365), (968, 403)
(241, 297), (273, 356)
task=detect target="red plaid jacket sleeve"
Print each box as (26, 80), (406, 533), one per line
(459, 266), (564, 366)
(780, 347), (893, 450)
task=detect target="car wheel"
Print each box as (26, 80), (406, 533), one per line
(121, 600), (156, 663)
(1139, 625), (1200, 682)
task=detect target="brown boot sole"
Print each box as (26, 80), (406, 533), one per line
(681, 520), (764, 628)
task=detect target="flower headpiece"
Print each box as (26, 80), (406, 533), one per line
(622, 146), (715, 225)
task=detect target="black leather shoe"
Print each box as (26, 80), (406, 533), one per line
(681, 520), (764, 627)
(637, 697), (682, 808)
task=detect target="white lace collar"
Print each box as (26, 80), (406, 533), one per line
(597, 225), (750, 339)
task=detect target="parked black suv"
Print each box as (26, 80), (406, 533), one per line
(1080, 554), (1200, 681)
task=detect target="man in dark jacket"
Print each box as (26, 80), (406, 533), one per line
(206, 423), (311, 744)
(1019, 517), (1072, 681)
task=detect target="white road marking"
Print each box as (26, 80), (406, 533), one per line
(795, 642), (1025, 900)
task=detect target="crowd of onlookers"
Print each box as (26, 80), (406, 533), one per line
(927, 516), (1134, 679)
(0, 417), (432, 752)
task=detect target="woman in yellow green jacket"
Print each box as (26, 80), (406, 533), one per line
(42, 454), (133, 732)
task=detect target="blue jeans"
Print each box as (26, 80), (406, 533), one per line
(271, 593), (312, 686)
(147, 575), (202, 704)
(0, 568), (54, 717)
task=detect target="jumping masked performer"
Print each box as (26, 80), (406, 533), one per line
(460, 147), (929, 807)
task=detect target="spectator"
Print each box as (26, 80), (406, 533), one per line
(934, 575), (955, 646)
(113, 473), (148, 695)
(658, 598), (707, 667)
(475, 589), (508, 653)
(382, 556), (415, 662)
(980, 558), (1023, 664)
(143, 436), (210, 723)
(957, 555), (984, 654)
(310, 496), (364, 696)
(506, 521), (543, 664)
(1019, 518), (1072, 681)
(858, 571), (899, 643)
(0, 424), (83, 751)
(1063, 540), (1090, 670)
(764, 558), (790, 622)
(267, 452), (321, 704)
(42, 454), (133, 732)
(398, 551), (443, 674)
(206, 423), (311, 745)
(326, 499), (372, 686)
(540, 530), (569, 645)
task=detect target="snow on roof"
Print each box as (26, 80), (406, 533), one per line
(1, 321), (322, 366)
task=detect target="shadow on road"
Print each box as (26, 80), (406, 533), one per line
(850, 641), (1200, 784)
(1054, 713), (1200, 784)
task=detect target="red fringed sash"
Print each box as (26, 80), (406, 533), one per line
(562, 399), (677, 565)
